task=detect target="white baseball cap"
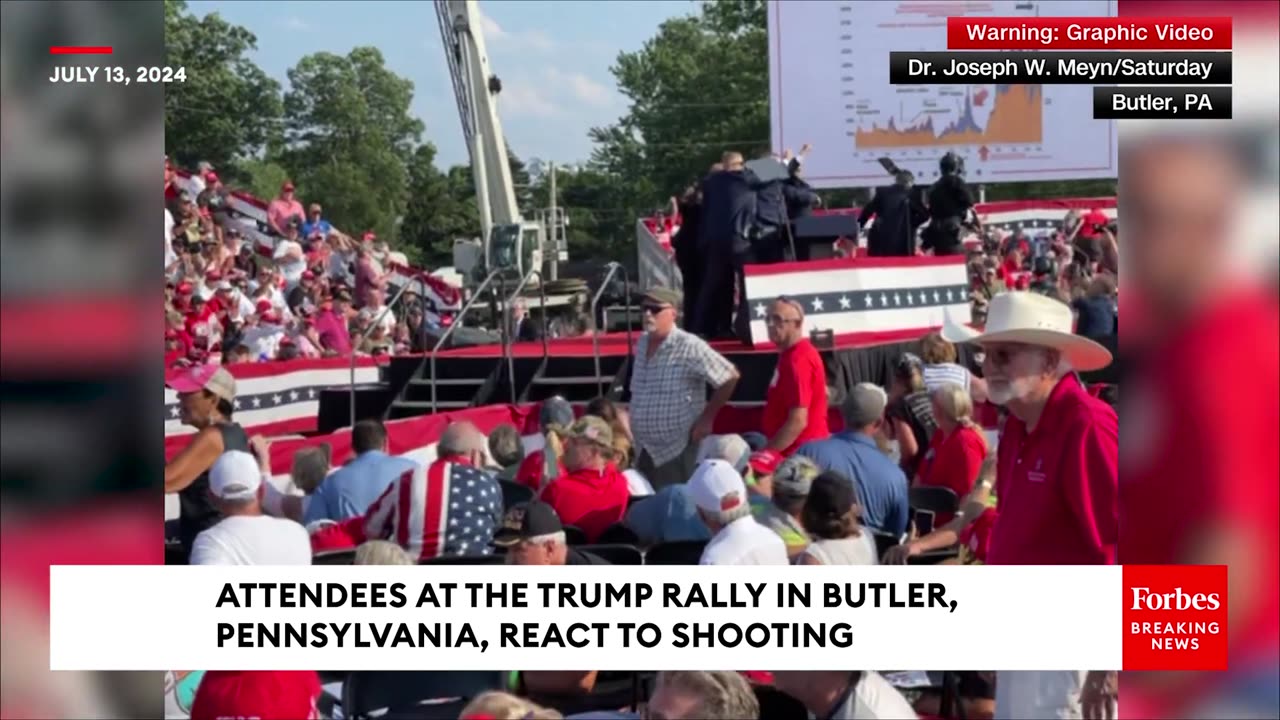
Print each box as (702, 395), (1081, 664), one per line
(209, 450), (262, 501)
(686, 459), (748, 514)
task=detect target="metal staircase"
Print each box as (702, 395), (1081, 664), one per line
(523, 262), (633, 404)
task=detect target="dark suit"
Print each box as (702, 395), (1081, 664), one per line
(860, 184), (927, 257)
(513, 316), (541, 342)
(693, 170), (756, 338)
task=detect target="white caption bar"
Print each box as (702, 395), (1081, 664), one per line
(50, 564), (1122, 671)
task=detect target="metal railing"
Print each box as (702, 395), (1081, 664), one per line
(349, 277), (419, 428)
(590, 262), (632, 398)
(502, 268), (550, 404)
(428, 269), (504, 414)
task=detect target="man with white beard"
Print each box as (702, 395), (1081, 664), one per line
(885, 292), (1118, 720)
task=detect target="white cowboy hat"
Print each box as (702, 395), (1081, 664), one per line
(941, 292), (1113, 372)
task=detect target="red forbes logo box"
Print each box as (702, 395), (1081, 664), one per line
(1123, 565), (1228, 671)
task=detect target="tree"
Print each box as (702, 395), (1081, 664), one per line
(279, 47), (424, 242)
(398, 145), (479, 266)
(590, 1), (770, 208)
(163, 0), (282, 174)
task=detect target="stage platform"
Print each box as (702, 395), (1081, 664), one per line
(317, 328), (1118, 433)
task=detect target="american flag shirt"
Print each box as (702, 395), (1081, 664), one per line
(362, 455), (503, 562)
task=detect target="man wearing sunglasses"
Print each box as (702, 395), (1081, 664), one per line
(890, 291), (1118, 719)
(629, 287), (739, 489)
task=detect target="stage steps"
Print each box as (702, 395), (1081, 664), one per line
(385, 355), (504, 421)
(523, 354), (630, 405)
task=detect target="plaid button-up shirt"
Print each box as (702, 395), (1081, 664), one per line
(629, 328), (737, 465)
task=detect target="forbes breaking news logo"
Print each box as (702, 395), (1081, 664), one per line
(1122, 565), (1228, 671)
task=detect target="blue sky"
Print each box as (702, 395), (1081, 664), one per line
(187, 0), (695, 169)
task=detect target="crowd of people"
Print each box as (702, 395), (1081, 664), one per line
(165, 235), (1122, 718)
(163, 158), (462, 367)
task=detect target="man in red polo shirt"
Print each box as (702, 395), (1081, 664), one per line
(891, 292), (1118, 718)
(761, 296), (829, 454)
(539, 416), (629, 543)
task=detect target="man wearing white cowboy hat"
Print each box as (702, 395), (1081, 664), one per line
(955, 291), (1118, 719)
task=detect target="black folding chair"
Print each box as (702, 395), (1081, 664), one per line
(312, 548), (357, 565)
(596, 522), (641, 546)
(910, 486), (959, 516)
(498, 478), (534, 510)
(419, 553), (506, 566)
(342, 670), (506, 720)
(563, 525), (590, 546)
(910, 486), (959, 535)
(578, 544), (643, 565)
(644, 540), (708, 565)
(869, 529), (901, 558)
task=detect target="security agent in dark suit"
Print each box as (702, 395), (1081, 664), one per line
(510, 297), (542, 342)
(860, 170), (927, 257)
(690, 153), (757, 339)
(921, 152), (977, 256)
(672, 175), (710, 324)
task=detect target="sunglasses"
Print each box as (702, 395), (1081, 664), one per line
(641, 304), (670, 315)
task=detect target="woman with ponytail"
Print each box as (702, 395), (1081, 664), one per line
(914, 381), (988, 526)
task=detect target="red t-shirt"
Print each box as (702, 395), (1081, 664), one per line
(762, 339), (830, 455)
(539, 466), (629, 542)
(1120, 287), (1279, 675)
(192, 670), (321, 720)
(917, 426), (987, 525)
(986, 373), (1118, 566)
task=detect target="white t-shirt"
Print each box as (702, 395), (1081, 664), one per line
(922, 362), (972, 392)
(830, 671), (919, 720)
(700, 515), (789, 566)
(164, 209), (177, 270)
(190, 514), (312, 566)
(241, 323), (285, 361)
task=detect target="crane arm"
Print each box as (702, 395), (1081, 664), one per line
(436, 0), (521, 238)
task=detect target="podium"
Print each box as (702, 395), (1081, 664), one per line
(791, 214), (860, 261)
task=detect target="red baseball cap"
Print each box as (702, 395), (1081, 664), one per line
(282, 180), (295, 191)
(362, 231), (376, 242)
(255, 299), (273, 312)
(302, 270), (316, 280)
(191, 670), (321, 720)
(204, 171), (218, 182)
(176, 282), (193, 296)
(748, 450), (784, 476)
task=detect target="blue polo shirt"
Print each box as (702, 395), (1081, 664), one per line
(794, 431), (910, 537)
(303, 450), (418, 524)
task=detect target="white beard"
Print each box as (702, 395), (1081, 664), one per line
(987, 376), (1038, 406)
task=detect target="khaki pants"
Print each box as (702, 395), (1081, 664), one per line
(636, 443), (698, 491)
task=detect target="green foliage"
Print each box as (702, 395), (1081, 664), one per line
(239, 159), (290, 204)
(399, 145), (481, 266)
(163, 0), (282, 175)
(278, 47), (425, 242)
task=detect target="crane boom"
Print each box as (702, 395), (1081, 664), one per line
(436, 0), (521, 238)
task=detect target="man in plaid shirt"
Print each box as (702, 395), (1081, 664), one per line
(629, 287), (739, 489)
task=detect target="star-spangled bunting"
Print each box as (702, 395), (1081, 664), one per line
(749, 283), (968, 319)
(165, 385), (322, 419)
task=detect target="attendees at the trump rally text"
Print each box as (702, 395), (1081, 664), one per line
(162, 146), (1128, 719)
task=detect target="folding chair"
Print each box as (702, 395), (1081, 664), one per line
(644, 540), (708, 565)
(312, 548), (357, 565)
(577, 544), (643, 565)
